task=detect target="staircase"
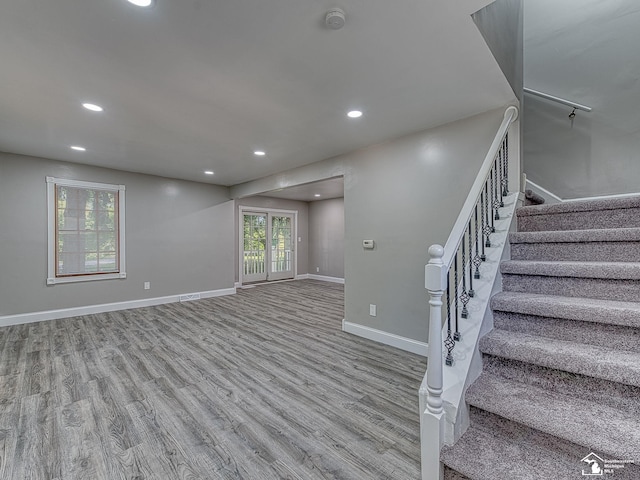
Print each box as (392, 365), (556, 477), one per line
(440, 196), (640, 479)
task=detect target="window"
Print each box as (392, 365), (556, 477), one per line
(47, 177), (126, 284)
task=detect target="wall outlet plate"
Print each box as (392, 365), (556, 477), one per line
(369, 304), (377, 316)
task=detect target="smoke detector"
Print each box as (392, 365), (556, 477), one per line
(325, 8), (346, 30)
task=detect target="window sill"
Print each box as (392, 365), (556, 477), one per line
(47, 272), (127, 285)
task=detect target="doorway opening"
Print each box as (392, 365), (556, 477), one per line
(239, 208), (297, 285)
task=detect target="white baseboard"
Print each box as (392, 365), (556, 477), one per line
(295, 274), (309, 280)
(342, 319), (428, 357)
(307, 274), (345, 284)
(0, 287), (237, 327)
(565, 190), (640, 202)
(526, 179), (640, 204)
(525, 180), (562, 204)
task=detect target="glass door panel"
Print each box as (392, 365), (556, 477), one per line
(269, 215), (294, 281)
(240, 211), (295, 283)
(242, 213), (267, 282)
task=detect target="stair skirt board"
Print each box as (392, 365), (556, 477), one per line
(443, 195), (640, 479)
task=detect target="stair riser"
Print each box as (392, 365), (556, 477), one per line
(491, 293), (640, 329)
(442, 407), (593, 480)
(510, 241), (640, 262)
(518, 208), (640, 232)
(481, 354), (640, 416)
(458, 407), (640, 480)
(502, 274), (640, 302)
(466, 372), (640, 463)
(493, 311), (640, 353)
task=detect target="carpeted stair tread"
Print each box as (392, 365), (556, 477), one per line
(510, 227), (640, 244)
(443, 196), (640, 478)
(516, 195), (640, 217)
(465, 373), (640, 462)
(479, 329), (640, 388)
(516, 196), (640, 232)
(491, 292), (640, 329)
(500, 260), (640, 279)
(441, 408), (587, 480)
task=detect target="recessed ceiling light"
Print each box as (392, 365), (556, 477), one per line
(82, 103), (103, 112)
(347, 110), (363, 118)
(127, 0), (153, 6)
(70, 146), (86, 151)
(254, 151), (266, 156)
(204, 170), (214, 175)
(314, 194), (321, 197)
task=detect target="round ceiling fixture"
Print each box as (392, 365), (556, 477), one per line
(82, 103), (103, 112)
(325, 8), (345, 30)
(127, 0), (152, 7)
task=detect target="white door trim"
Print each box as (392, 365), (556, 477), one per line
(238, 206), (298, 286)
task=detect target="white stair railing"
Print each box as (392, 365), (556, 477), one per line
(420, 105), (519, 479)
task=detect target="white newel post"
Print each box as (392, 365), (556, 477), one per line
(421, 244), (446, 480)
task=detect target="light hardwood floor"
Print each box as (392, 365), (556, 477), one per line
(0, 280), (426, 479)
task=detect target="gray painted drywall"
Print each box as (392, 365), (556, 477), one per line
(343, 109), (505, 342)
(0, 152), (234, 316)
(523, 1), (640, 199)
(229, 108), (509, 343)
(472, 0), (523, 101)
(473, 0), (524, 178)
(234, 196), (309, 282)
(524, 95), (640, 199)
(309, 198), (344, 279)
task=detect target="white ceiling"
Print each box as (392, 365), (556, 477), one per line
(0, 0), (514, 188)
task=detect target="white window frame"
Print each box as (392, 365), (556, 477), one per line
(46, 176), (127, 285)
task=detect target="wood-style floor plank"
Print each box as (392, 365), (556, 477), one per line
(0, 280), (425, 479)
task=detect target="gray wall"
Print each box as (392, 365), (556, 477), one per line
(524, 96), (640, 199)
(234, 196), (309, 282)
(0, 152), (235, 316)
(228, 108), (507, 342)
(343, 109), (504, 342)
(473, 0), (524, 177)
(472, 0), (524, 101)
(308, 198), (344, 279)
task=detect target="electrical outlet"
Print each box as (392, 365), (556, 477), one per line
(369, 304), (377, 316)
(144, 282), (150, 290)
(316, 267), (320, 272)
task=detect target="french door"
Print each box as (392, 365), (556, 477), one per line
(241, 210), (295, 283)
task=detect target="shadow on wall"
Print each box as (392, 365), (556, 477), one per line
(524, 95), (593, 197)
